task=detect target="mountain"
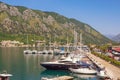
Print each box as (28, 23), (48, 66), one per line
(0, 2), (112, 45)
(105, 34), (120, 43)
(105, 34), (115, 40)
(112, 34), (120, 43)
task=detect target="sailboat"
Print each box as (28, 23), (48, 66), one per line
(23, 34), (32, 54)
(48, 36), (53, 55)
(31, 35), (37, 54)
(40, 30), (85, 70)
(69, 32), (97, 75)
(66, 32), (70, 55)
(42, 43), (48, 54)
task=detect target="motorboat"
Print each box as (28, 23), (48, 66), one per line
(40, 55), (83, 70)
(72, 73), (96, 79)
(40, 60), (80, 70)
(37, 50), (43, 54)
(48, 50), (53, 55)
(53, 48), (61, 55)
(97, 70), (110, 79)
(42, 50), (48, 54)
(40, 55), (90, 70)
(59, 50), (66, 55)
(0, 73), (12, 77)
(0, 71), (12, 78)
(23, 49), (32, 54)
(31, 49), (37, 54)
(40, 46), (92, 70)
(69, 67), (97, 75)
(40, 49), (92, 70)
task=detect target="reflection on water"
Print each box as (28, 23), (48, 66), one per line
(71, 73), (98, 80)
(40, 70), (70, 79)
(0, 47), (99, 80)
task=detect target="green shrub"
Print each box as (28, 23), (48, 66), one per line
(92, 51), (120, 67)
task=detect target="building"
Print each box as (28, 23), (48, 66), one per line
(108, 47), (120, 61)
(0, 40), (23, 47)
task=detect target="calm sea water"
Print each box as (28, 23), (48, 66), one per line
(0, 47), (99, 80)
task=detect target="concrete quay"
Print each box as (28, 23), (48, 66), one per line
(88, 53), (120, 80)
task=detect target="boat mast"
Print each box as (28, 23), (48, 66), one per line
(49, 34), (51, 50)
(74, 28), (77, 49)
(26, 34), (29, 49)
(66, 32), (69, 52)
(80, 33), (82, 51)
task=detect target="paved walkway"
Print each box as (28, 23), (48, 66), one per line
(88, 53), (120, 80)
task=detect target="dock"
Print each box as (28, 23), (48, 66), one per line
(87, 53), (120, 80)
(41, 76), (74, 80)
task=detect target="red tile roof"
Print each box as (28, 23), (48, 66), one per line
(112, 48), (120, 52)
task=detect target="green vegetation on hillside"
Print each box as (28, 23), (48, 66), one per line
(0, 2), (112, 45)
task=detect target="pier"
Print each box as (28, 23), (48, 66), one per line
(42, 76), (73, 80)
(88, 53), (120, 80)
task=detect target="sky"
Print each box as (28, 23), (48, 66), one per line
(0, 0), (120, 35)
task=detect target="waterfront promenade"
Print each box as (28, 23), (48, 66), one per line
(88, 53), (120, 80)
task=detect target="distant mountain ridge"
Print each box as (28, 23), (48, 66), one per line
(112, 34), (120, 43)
(105, 34), (120, 43)
(0, 2), (112, 44)
(105, 34), (114, 39)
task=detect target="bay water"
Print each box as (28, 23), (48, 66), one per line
(0, 47), (99, 80)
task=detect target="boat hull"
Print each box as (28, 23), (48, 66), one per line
(69, 68), (97, 75)
(40, 62), (80, 70)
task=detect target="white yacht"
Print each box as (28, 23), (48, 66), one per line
(0, 71), (12, 77)
(48, 49), (53, 54)
(97, 70), (110, 79)
(69, 67), (97, 75)
(0, 73), (12, 77)
(31, 49), (37, 54)
(24, 49), (32, 54)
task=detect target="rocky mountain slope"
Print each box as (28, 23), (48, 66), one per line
(0, 2), (111, 45)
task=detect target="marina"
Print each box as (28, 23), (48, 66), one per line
(0, 1), (120, 80)
(0, 47), (100, 80)
(0, 31), (118, 80)
(0, 31), (119, 80)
